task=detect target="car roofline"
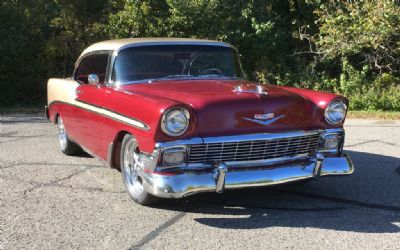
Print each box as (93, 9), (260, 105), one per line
(76, 38), (235, 66)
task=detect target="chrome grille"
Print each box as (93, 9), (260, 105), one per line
(188, 133), (321, 164)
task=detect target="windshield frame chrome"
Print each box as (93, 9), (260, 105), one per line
(105, 42), (244, 87)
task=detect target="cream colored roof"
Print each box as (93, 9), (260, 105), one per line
(79, 38), (231, 58)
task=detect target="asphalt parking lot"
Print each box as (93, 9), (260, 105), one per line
(1, 115), (399, 249)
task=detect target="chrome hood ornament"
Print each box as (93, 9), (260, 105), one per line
(234, 85), (267, 95)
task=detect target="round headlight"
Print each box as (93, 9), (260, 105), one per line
(325, 100), (347, 125)
(161, 108), (190, 136)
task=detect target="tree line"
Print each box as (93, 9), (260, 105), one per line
(1, 0), (399, 110)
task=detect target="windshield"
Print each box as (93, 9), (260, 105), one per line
(112, 45), (244, 83)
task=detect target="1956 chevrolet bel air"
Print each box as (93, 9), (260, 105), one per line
(46, 38), (354, 205)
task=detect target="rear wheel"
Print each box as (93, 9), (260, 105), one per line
(57, 116), (82, 156)
(120, 134), (157, 205)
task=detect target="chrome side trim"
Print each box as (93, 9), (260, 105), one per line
(47, 77), (150, 130)
(49, 100), (150, 131)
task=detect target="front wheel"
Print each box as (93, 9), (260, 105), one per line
(120, 134), (157, 205)
(57, 116), (82, 156)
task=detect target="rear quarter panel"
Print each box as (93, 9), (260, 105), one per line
(47, 78), (82, 141)
(47, 78), (80, 122)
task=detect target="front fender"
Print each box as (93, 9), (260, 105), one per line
(279, 86), (349, 128)
(102, 87), (196, 154)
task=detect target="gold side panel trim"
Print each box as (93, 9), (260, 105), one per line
(47, 78), (148, 130)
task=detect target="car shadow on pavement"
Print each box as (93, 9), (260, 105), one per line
(151, 150), (400, 233)
(75, 151), (93, 158)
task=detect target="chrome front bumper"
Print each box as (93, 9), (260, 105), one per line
(142, 154), (354, 198)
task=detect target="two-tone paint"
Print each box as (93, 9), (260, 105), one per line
(46, 38), (353, 201)
(48, 78), (347, 164)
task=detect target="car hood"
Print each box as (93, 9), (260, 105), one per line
(119, 80), (317, 137)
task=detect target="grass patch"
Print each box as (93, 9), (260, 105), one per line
(347, 110), (400, 120)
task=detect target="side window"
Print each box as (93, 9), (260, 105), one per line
(75, 53), (109, 84)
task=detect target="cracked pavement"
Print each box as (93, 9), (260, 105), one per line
(0, 115), (399, 249)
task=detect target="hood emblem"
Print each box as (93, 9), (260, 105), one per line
(243, 113), (285, 125)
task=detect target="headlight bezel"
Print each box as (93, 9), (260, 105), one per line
(161, 107), (190, 137)
(324, 100), (347, 125)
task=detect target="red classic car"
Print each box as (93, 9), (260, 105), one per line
(46, 38), (354, 205)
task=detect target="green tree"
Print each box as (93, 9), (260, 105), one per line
(1, 0), (399, 110)
(0, 0), (57, 106)
(314, 1), (400, 110)
(46, 0), (110, 77)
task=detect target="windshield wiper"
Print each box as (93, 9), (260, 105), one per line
(148, 74), (194, 82)
(195, 74), (241, 80)
(147, 74), (241, 83)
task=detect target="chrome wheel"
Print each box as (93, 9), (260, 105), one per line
(56, 115), (82, 156)
(57, 116), (67, 150)
(122, 137), (144, 197)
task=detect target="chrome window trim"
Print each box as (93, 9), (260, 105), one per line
(73, 50), (113, 85)
(106, 50), (118, 87)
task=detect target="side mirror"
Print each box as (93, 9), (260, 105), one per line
(88, 74), (99, 85)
